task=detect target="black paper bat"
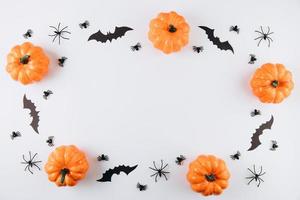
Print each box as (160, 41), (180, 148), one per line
(199, 26), (234, 54)
(97, 164), (138, 182)
(248, 115), (274, 151)
(23, 95), (40, 134)
(88, 26), (133, 43)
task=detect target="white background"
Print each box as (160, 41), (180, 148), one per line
(0, 0), (300, 199)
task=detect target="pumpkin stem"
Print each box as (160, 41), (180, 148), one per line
(168, 24), (177, 33)
(60, 168), (70, 184)
(205, 174), (216, 182)
(20, 55), (30, 64)
(271, 80), (279, 88)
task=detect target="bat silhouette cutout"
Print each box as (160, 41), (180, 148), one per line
(23, 95), (40, 134)
(199, 26), (234, 54)
(248, 115), (274, 151)
(97, 164), (138, 182)
(88, 26), (133, 43)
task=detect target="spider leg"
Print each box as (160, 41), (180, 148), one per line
(61, 30), (71, 35)
(59, 36), (61, 45)
(31, 153), (37, 161)
(60, 35), (70, 40)
(162, 163), (168, 170)
(60, 26), (69, 32)
(247, 168), (255, 175)
(260, 26), (264, 35)
(254, 36), (263, 40)
(162, 170), (170, 174)
(246, 176), (254, 179)
(268, 37), (273, 42)
(28, 166), (33, 174)
(257, 178), (261, 187)
(33, 163), (41, 170)
(58, 23), (61, 31)
(149, 167), (157, 171)
(22, 155), (27, 162)
(268, 32), (274, 35)
(257, 38), (263, 47)
(247, 177), (255, 185)
(29, 151), (32, 160)
(52, 34), (58, 43)
(160, 160), (164, 169)
(155, 174), (158, 182)
(260, 172), (266, 176)
(258, 177), (264, 182)
(267, 38), (271, 47)
(48, 34), (58, 36)
(267, 26), (270, 34)
(151, 172), (158, 177)
(153, 161), (158, 170)
(49, 26), (58, 31)
(255, 30), (263, 35)
(24, 165), (29, 171)
(21, 162), (27, 164)
(162, 173), (168, 181)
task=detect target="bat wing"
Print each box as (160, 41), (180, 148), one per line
(199, 26), (234, 54)
(96, 164), (138, 182)
(107, 26), (133, 42)
(23, 95), (40, 134)
(88, 30), (107, 43)
(248, 115), (274, 151)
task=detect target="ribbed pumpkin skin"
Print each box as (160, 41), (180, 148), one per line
(250, 63), (294, 103)
(44, 145), (89, 187)
(186, 155), (230, 196)
(148, 11), (190, 54)
(6, 42), (49, 85)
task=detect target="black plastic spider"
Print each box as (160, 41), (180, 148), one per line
(137, 182), (147, 191)
(229, 25), (240, 34)
(254, 26), (274, 47)
(21, 151), (42, 174)
(46, 136), (54, 147)
(248, 54), (257, 64)
(43, 90), (53, 100)
(23, 29), (33, 39)
(192, 46), (204, 53)
(149, 160), (170, 182)
(79, 20), (90, 29)
(230, 151), (241, 160)
(246, 165), (266, 187)
(58, 56), (67, 67)
(175, 155), (186, 165)
(49, 23), (71, 44)
(97, 154), (109, 161)
(131, 43), (141, 51)
(270, 140), (278, 151)
(10, 131), (21, 140)
(251, 109), (261, 117)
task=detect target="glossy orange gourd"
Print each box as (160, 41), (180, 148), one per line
(187, 155), (230, 196)
(6, 42), (49, 85)
(148, 11), (190, 54)
(44, 145), (89, 187)
(250, 63), (294, 103)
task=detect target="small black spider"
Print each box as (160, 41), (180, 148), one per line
(23, 29), (33, 39)
(251, 109), (261, 117)
(97, 154), (109, 161)
(229, 25), (240, 34)
(79, 20), (90, 29)
(10, 131), (21, 140)
(49, 23), (71, 44)
(131, 43), (142, 51)
(46, 136), (54, 147)
(58, 56), (67, 67)
(43, 90), (53, 100)
(254, 26), (274, 47)
(192, 46), (204, 53)
(230, 151), (241, 160)
(137, 182), (147, 191)
(246, 165), (266, 187)
(21, 151), (42, 174)
(149, 160), (170, 182)
(270, 140), (278, 151)
(248, 54), (257, 64)
(175, 155), (186, 165)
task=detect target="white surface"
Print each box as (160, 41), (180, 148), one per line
(0, 0), (300, 199)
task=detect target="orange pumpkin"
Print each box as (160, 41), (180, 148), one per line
(187, 155), (230, 196)
(148, 11), (190, 54)
(6, 42), (49, 85)
(250, 63), (294, 103)
(44, 145), (89, 187)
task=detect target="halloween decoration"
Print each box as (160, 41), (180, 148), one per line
(246, 165), (265, 187)
(97, 154), (109, 161)
(230, 151), (241, 160)
(175, 155), (186, 165)
(45, 145), (89, 186)
(270, 140), (278, 151)
(255, 26), (273, 47)
(79, 20), (90, 29)
(249, 54), (257, 64)
(23, 29), (33, 39)
(43, 90), (53, 100)
(148, 11), (190, 54)
(250, 63), (294, 103)
(97, 165), (138, 182)
(192, 46), (204, 53)
(229, 25), (239, 34)
(58, 56), (67, 67)
(46, 136), (54, 147)
(199, 26), (234, 54)
(21, 151), (42, 174)
(6, 42), (49, 85)
(248, 115), (274, 151)
(186, 155), (230, 196)
(149, 160), (170, 182)
(88, 26), (133, 43)
(250, 109), (261, 117)
(23, 95), (40, 134)
(10, 131), (21, 140)
(137, 183), (147, 191)
(131, 42), (141, 51)
(49, 23), (71, 44)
